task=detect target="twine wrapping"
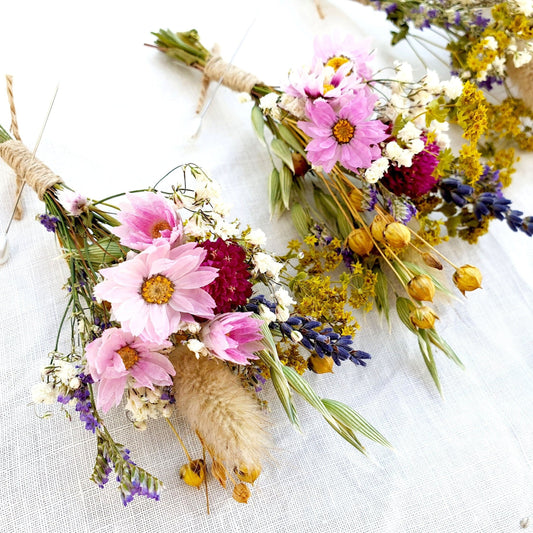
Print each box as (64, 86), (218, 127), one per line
(5, 75), (24, 219)
(0, 140), (62, 201)
(203, 55), (261, 95)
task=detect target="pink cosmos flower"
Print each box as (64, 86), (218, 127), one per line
(286, 62), (361, 101)
(312, 35), (374, 80)
(85, 327), (174, 413)
(93, 240), (218, 342)
(200, 312), (264, 365)
(298, 90), (388, 173)
(112, 191), (184, 251)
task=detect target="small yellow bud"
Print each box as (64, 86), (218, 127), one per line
(347, 228), (373, 256)
(453, 265), (482, 295)
(409, 306), (439, 329)
(232, 483), (251, 504)
(384, 222), (411, 249)
(179, 459), (205, 489)
(407, 275), (436, 302)
(234, 464), (261, 485)
(348, 188), (364, 212)
(422, 252), (443, 270)
(307, 354), (334, 374)
(370, 214), (390, 242)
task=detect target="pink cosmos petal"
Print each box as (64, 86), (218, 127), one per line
(96, 376), (129, 412)
(201, 312), (263, 365)
(85, 327), (175, 412)
(92, 240), (217, 343)
(112, 192), (183, 251)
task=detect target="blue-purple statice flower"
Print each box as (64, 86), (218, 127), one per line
(38, 213), (59, 232)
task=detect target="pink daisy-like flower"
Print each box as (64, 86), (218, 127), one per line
(85, 327), (174, 413)
(200, 312), (264, 365)
(112, 191), (184, 251)
(286, 62), (361, 101)
(312, 34), (374, 80)
(298, 90), (388, 173)
(93, 240), (218, 342)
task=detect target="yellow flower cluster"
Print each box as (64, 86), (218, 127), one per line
(466, 41), (497, 76)
(486, 98), (533, 152)
(294, 274), (359, 337)
(297, 235), (343, 274)
(488, 148), (518, 188)
(459, 143), (484, 185)
(417, 217), (448, 247)
(276, 341), (308, 375)
(457, 82), (488, 145)
(342, 264), (377, 313)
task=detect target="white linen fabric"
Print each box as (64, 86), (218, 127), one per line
(0, 1), (532, 532)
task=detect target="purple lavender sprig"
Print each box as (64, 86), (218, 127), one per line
(246, 296), (372, 367)
(439, 177), (533, 236)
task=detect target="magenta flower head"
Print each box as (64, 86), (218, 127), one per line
(381, 137), (441, 198)
(85, 327), (174, 413)
(312, 34), (374, 80)
(298, 90), (388, 173)
(112, 191), (184, 251)
(200, 312), (264, 365)
(93, 240), (218, 342)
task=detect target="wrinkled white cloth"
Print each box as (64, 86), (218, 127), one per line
(0, 1), (532, 532)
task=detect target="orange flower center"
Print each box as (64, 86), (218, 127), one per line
(332, 119), (355, 144)
(325, 56), (349, 71)
(117, 345), (140, 370)
(323, 83), (335, 94)
(141, 274), (175, 304)
(150, 220), (172, 239)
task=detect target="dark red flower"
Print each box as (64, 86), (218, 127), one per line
(200, 238), (253, 313)
(381, 137), (441, 199)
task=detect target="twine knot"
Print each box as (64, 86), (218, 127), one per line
(0, 139), (62, 201)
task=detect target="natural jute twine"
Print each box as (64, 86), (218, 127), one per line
(1, 75), (62, 218)
(203, 54), (261, 95)
(0, 139), (62, 201)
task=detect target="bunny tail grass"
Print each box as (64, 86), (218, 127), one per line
(170, 346), (272, 470)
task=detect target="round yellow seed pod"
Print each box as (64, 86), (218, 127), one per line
(307, 354), (334, 374)
(347, 228), (373, 256)
(370, 214), (390, 242)
(179, 459), (206, 489)
(383, 222), (411, 249)
(407, 275), (436, 302)
(453, 265), (482, 295)
(234, 464), (262, 485)
(348, 188), (364, 212)
(409, 305), (439, 329)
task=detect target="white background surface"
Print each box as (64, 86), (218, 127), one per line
(0, 1), (532, 532)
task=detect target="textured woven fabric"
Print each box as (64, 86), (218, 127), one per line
(0, 1), (532, 532)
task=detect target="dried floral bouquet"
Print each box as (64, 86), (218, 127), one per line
(351, 0), (533, 153)
(0, 122), (389, 507)
(150, 29), (532, 392)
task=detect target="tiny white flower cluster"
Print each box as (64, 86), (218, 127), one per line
(274, 288), (296, 322)
(31, 359), (81, 405)
(259, 92), (283, 120)
(512, 0), (533, 17)
(364, 157), (390, 184)
(125, 386), (174, 431)
(252, 251), (283, 281)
